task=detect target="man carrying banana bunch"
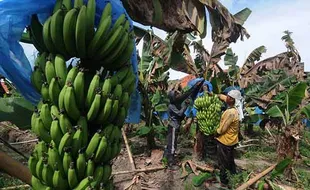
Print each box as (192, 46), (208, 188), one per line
(163, 81), (203, 170)
(215, 89), (244, 187)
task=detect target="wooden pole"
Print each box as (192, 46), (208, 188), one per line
(112, 166), (165, 175)
(121, 127), (136, 170)
(236, 164), (277, 190)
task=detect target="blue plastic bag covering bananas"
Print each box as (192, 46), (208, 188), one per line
(0, 0), (140, 123)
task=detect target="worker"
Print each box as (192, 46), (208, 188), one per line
(184, 80), (213, 161)
(163, 80), (203, 169)
(0, 151), (32, 185)
(215, 89), (243, 186)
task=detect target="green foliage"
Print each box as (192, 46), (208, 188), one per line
(192, 172), (212, 187)
(227, 171), (251, 189)
(136, 125), (167, 142)
(270, 158), (293, 180)
(0, 97), (34, 129)
(266, 82), (308, 125)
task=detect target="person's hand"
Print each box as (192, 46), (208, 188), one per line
(185, 99), (190, 105)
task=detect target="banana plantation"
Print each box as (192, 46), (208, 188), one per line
(0, 0), (309, 190)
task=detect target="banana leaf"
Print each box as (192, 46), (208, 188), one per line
(0, 97), (34, 129)
(286, 82), (307, 113)
(271, 158), (292, 180)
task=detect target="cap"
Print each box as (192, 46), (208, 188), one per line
(227, 90), (242, 100)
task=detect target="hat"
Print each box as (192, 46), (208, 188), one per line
(227, 90), (242, 100)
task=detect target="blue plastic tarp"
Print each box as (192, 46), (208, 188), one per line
(0, 0), (141, 123)
(184, 78), (213, 117)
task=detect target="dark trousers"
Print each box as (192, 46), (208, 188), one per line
(164, 125), (180, 165)
(217, 141), (237, 185)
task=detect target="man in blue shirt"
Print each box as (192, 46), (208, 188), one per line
(164, 81), (203, 169)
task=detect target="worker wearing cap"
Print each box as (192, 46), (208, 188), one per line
(216, 89), (243, 186)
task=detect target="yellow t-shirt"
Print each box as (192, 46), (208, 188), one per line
(216, 107), (239, 146)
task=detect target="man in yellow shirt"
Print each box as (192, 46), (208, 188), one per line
(216, 90), (242, 186)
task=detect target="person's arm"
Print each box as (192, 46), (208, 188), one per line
(0, 151), (32, 185)
(176, 81), (203, 103)
(217, 94), (227, 102)
(216, 110), (236, 135)
(169, 104), (188, 117)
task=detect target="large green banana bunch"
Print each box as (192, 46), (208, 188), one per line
(194, 94), (223, 135)
(29, 0), (136, 189)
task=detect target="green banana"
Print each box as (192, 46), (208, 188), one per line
(98, 3), (112, 28)
(49, 77), (61, 106)
(63, 8), (79, 57)
(103, 32), (129, 65)
(45, 60), (56, 85)
(58, 85), (67, 111)
(36, 141), (48, 158)
(54, 54), (67, 87)
(75, 5), (87, 58)
(102, 164), (112, 183)
(37, 52), (48, 73)
(53, 168), (69, 189)
(28, 154), (38, 177)
(64, 86), (81, 120)
(73, 69), (85, 109)
(86, 71), (100, 109)
(50, 9), (68, 56)
(111, 126), (122, 143)
(111, 142), (120, 159)
(62, 0), (72, 10)
(31, 113), (40, 136)
(63, 147), (73, 176)
(76, 149), (87, 180)
(91, 165), (104, 188)
(87, 92), (101, 121)
(103, 124), (114, 140)
(72, 127), (83, 158)
(94, 26), (125, 60)
(29, 15), (48, 53)
(102, 144), (111, 163)
(35, 156), (44, 179)
(121, 71), (135, 92)
(85, 130), (102, 159)
(74, 176), (93, 190)
(86, 0), (96, 43)
(87, 16), (112, 57)
(74, 0), (83, 8)
(96, 97), (112, 124)
(94, 136), (107, 163)
(53, 0), (63, 13)
(40, 103), (52, 130)
(36, 118), (52, 143)
(77, 116), (88, 147)
(109, 99), (119, 122)
(59, 113), (73, 134)
(86, 155), (95, 176)
(31, 176), (48, 190)
(127, 79), (136, 95)
(101, 78), (111, 107)
(108, 39), (135, 70)
(109, 65), (130, 86)
(58, 130), (73, 156)
(42, 162), (54, 187)
(48, 142), (64, 174)
(112, 84), (122, 100)
(41, 82), (50, 102)
(68, 162), (79, 189)
(115, 106), (127, 127)
(120, 92), (129, 108)
(51, 105), (61, 119)
(66, 66), (79, 84)
(42, 17), (57, 53)
(31, 66), (44, 92)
